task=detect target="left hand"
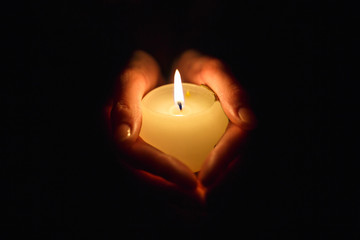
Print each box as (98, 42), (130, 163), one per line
(104, 50), (205, 206)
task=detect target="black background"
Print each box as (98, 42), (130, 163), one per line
(2, 0), (359, 238)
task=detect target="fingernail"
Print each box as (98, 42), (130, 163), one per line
(114, 123), (131, 143)
(238, 108), (257, 130)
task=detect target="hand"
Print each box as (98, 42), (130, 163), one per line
(175, 50), (257, 190)
(104, 51), (204, 205)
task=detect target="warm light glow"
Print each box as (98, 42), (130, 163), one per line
(174, 69), (185, 110)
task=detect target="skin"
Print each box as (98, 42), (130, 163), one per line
(104, 50), (256, 205)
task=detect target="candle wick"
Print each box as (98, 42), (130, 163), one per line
(177, 102), (183, 111)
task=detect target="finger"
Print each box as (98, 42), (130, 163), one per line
(125, 138), (198, 190)
(111, 50), (161, 147)
(202, 156), (242, 200)
(176, 50), (257, 130)
(126, 166), (206, 206)
(199, 123), (247, 187)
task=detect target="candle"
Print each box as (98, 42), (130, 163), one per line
(139, 70), (228, 172)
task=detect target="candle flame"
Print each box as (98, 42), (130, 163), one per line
(174, 69), (185, 110)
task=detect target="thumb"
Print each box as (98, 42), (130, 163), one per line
(111, 51), (161, 147)
(111, 94), (142, 147)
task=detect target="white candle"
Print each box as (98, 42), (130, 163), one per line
(139, 70), (228, 172)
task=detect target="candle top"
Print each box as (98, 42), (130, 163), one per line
(142, 83), (217, 117)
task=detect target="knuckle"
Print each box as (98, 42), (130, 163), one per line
(200, 58), (225, 79)
(111, 101), (131, 122)
(115, 101), (131, 112)
(110, 101), (132, 127)
(204, 58), (224, 72)
(120, 67), (146, 84)
(227, 83), (247, 103)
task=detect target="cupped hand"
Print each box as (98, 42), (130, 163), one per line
(104, 51), (202, 203)
(175, 50), (257, 189)
(105, 50), (256, 205)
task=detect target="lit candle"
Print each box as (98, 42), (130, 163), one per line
(139, 70), (228, 172)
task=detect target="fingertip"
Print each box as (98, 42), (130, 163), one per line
(199, 172), (213, 188)
(194, 181), (207, 205)
(113, 123), (132, 145)
(199, 123), (247, 187)
(129, 139), (197, 190)
(184, 174), (198, 190)
(198, 156), (217, 187)
(167, 156), (198, 190)
(185, 173), (198, 190)
(111, 100), (142, 146)
(198, 173), (208, 187)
